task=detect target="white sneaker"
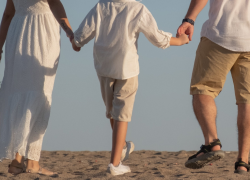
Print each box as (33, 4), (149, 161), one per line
(107, 162), (131, 176)
(121, 141), (135, 161)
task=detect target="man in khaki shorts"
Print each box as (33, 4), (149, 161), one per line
(178, 0), (250, 174)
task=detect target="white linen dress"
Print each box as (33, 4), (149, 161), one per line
(0, 0), (60, 161)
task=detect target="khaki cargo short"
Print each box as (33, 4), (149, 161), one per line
(98, 75), (138, 122)
(191, 37), (250, 104)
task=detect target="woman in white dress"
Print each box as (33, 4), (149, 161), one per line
(0, 0), (75, 176)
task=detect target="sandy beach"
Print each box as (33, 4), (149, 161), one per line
(0, 150), (249, 180)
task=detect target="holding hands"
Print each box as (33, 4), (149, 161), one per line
(170, 33), (189, 46)
(67, 33), (81, 52)
(177, 22), (194, 41)
(177, 34), (190, 45)
(70, 37), (81, 52)
(169, 19), (195, 46)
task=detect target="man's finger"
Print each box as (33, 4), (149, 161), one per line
(177, 27), (182, 35)
(189, 33), (193, 41)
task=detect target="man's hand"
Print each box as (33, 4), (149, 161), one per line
(71, 39), (81, 52)
(177, 22), (194, 41)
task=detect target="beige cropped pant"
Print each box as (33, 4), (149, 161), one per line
(98, 75), (138, 122)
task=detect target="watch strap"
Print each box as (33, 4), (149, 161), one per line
(182, 18), (195, 25)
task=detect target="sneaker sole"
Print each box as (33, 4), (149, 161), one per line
(110, 169), (131, 176)
(107, 167), (131, 176)
(185, 150), (225, 169)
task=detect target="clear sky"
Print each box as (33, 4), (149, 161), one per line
(0, 0), (239, 152)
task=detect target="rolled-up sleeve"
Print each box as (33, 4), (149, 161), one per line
(137, 7), (172, 49)
(74, 6), (97, 47)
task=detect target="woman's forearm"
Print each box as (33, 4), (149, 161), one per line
(185, 0), (208, 21)
(0, 14), (13, 51)
(48, 0), (73, 37)
(0, 0), (15, 51)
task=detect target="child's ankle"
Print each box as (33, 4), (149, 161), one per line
(111, 161), (120, 167)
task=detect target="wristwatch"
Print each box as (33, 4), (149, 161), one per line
(182, 18), (195, 26)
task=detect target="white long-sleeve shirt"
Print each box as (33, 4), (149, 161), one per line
(201, 0), (250, 52)
(74, 0), (172, 79)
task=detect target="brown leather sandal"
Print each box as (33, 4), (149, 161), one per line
(26, 166), (58, 177)
(8, 164), (25, 175)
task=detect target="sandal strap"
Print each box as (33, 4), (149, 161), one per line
(188, 139), (222, 160)
(207, 139), (222, 150)
(235, 158), (250, 171)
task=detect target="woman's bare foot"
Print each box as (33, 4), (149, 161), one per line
(26, 166), (57, 176)
(26, 160), (58, 177)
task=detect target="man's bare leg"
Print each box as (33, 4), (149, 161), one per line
(193, 94), (221, 154)
(110, 120), (128, 166)
(237, 104), (250, 172)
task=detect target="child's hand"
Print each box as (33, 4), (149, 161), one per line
(71, 39), (81, 52)
(170, 34), (189, 46)
(178, 34), (189, 45)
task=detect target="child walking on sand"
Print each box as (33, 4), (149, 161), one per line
(71, 0), (189, 176)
